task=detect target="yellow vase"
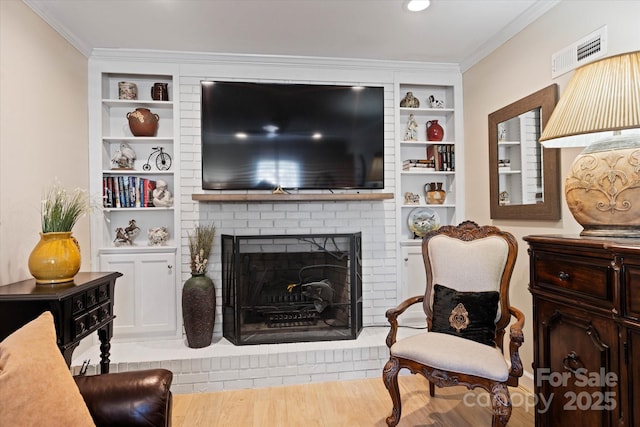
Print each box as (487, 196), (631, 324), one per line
(28, 232), (81, 284)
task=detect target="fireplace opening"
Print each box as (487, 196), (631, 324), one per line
(221, 233), (362, 345)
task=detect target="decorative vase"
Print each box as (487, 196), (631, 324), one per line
(126, 108), (159, 137)
(182, 273), (216, 348)
(426, 120), (444, 141)
(425, 182), (446, 205)
(28, 232), (81, 284)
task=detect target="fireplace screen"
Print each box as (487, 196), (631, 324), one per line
(221, 233), (362, 345)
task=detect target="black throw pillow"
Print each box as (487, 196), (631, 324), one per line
(431, 284), (499, 347)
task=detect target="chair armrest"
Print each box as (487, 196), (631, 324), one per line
(74, 368), (173, 427)
(385, 295), (424, 348)
(507, 306), (525, 386)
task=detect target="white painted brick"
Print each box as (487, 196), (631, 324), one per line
(238, 368), (266, 380)
(326, 361), (354, 373)
(176, 372), (210, 384)
(212, 370), (239, 381)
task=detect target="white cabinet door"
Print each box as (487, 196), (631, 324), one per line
(400, 245), (427, 327)
(100, 251), (177, 339)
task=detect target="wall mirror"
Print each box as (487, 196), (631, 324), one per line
(488, 84), (560, 220)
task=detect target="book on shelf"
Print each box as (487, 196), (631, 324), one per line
(402, 159), (435, 170)
(102, 176), (157, 208)
(425, 144), (455, 171)
(144, 179), (157, 207)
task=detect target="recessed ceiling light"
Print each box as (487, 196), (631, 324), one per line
(406, 0), (430, 12)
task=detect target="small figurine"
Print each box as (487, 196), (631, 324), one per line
(111, 142), (136, 169)
(404, 114), (419, 141)
(499, 191), (511, 206)
(428, 95), (445, 109)
(114, 227), (131, 246)
(152, 179), (174, 207)
(114, 219), (140, 246)
(148, 226), (169, 246)
(404, 192), (420, 204)
(400, 91), (420, 108)
(498, 123), (507, 141)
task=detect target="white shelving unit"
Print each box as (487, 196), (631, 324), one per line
(396, 82), (463, 246)
(394, 77), (464, 324)
(89, 63), (181, 340)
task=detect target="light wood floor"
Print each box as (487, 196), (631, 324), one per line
(172, 375), (535, 426)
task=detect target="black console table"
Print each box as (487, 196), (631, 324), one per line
(0, 271), (121, 373)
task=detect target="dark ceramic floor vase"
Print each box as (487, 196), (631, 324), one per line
(182, 273), (215, 348)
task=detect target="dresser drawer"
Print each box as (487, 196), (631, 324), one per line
(98, 302), (111, 322)
(73, 314), (88, 338)
(532, 251), (614, 307)
(98, 284), (110, 302)
(623, 264), (640, 320)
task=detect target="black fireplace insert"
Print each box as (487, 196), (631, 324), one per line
(221, 233), (362, 345)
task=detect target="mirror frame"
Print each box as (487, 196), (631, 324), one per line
(488, 84), (560, 220)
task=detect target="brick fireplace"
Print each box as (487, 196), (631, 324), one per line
(221, 233), (362, 345)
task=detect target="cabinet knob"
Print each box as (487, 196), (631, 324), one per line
(562, 351), (583, 374)
(404, 257), (408, 262)
(558, 271), (570, 281)
(167, 265), (173, 270)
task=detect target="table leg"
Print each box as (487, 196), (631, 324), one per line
(98, 327), (111, 374)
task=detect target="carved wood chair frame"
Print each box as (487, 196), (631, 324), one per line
(383, 221), (525, 427)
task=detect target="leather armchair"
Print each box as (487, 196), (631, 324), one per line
(74, 368), (173, 427)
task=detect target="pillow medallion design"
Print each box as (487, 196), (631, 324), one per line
(431, 284), (499, 347)
(448, 302), (470, 332)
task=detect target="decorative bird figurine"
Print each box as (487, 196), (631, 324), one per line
(111, 142), (136, 169)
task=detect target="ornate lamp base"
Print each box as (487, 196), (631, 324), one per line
(566, 134), (640, 237)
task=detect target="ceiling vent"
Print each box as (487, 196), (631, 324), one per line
(551, 26), (607, 78)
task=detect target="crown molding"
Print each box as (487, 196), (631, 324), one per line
(460, 0), (561, 73)
(23, 0), (92, 57)
(89, 48), (462, 74)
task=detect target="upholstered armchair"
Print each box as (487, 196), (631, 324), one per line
(383, 221), (524, 427)
(75, 369), (173, 427)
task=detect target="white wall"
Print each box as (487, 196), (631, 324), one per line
(463, 0), (640, 387)
(0, 0), (89, 284)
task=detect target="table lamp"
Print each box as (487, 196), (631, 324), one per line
(539, 51), (640, 237)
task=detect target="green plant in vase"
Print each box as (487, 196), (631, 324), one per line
(28, 183), (89, 284)
(183, 223), (216, 348)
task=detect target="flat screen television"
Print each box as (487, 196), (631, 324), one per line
(201, 81), (384, 190)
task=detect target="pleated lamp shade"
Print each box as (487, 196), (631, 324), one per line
(540, 51), (640, 147)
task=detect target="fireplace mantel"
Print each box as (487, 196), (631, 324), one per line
(192, 193), (394, 202)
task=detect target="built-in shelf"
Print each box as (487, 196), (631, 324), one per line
(192, 193), (394, 202)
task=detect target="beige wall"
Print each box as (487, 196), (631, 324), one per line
(463, 0), (640, 383)
(0, 0), (89, 284)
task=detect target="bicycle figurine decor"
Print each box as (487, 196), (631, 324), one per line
(143, 146), (172, 171)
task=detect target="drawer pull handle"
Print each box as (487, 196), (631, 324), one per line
(562, 351), (583, 374)
(558, 271), (570, 281)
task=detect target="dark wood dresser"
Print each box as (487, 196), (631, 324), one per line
(524, 235), (640, 427)
(0, 272), (121, 373)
